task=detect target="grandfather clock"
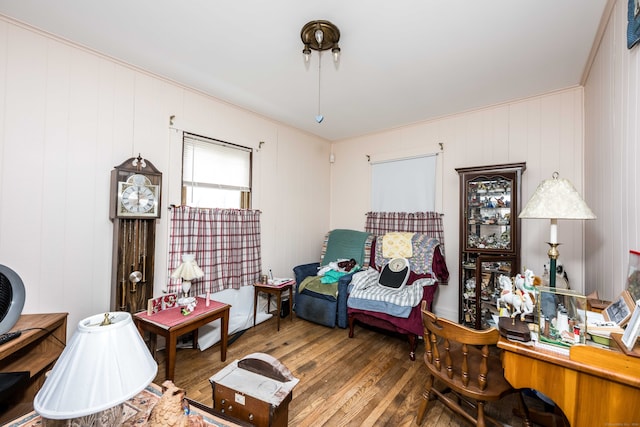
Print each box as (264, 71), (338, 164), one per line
(109, 155), (162, 313)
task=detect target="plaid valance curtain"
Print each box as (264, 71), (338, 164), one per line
(167, 206), (262, 294)
(365, 211), (445, 250)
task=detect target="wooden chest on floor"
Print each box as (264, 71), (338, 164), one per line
(209, 353), (298, 427)
(211, 381), (292, 427)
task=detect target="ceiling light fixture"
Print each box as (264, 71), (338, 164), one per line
(301, 20), (341, 124)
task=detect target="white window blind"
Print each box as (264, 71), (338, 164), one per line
(182, 133), (252, 208)
(371, 154), (437, 212)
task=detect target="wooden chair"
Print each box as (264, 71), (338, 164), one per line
(417, 301), (531, 427)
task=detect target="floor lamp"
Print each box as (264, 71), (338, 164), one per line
(519, 172), (596, 288)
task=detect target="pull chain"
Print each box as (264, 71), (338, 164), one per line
(316, 52), (324, 123)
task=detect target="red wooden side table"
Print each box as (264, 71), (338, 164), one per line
(134, 297), (230, 380)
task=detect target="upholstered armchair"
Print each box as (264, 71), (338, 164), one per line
(293, 229), (374, 328)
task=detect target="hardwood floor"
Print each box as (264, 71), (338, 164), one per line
(152, 314), (540, 426)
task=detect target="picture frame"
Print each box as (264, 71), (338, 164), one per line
(146, 293), (178, 315)
(603, 290), (636, 327)
(627, 250), (640, 300)
(537, 286), (587, 347)
(622, 300), (640, 351)
(629, 0), (640, 49)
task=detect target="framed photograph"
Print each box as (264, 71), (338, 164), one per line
(627, 250), (640, 300)
(622, 301), (640, 351)
(629, 0), (640, 49)
(603, 290), (636, 327)
(537, 286), (587, 347)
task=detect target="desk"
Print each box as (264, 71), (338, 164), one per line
(498, 338), (640, 426)
(253, 282), (294, 331)
(134, 298), (230, 380)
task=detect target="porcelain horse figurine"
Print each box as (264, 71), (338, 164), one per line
(496, 274), (522, 317)
(513, 269), (536, 320)
(496, 273), (535, 320)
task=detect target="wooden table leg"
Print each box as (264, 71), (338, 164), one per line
(220, 308), (228, 361)
(276, 291), (281, 331)
(166, 332), (178, 380)
(288, 286), (294, 322)
(192, 328), (199, 349)
(148, 332), (158, 361)
(267, 294), (271, 315)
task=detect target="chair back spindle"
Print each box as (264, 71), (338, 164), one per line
(416, 300), (532, 426)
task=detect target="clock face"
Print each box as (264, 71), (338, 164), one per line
(117, 174), (160, 218)
(121, 185), (156, 213)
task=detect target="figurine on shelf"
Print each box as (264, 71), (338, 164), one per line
(464, 278), (476, 299)
(499, 230), (511, 248)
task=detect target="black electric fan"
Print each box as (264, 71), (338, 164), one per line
(0, 264), (25, 335)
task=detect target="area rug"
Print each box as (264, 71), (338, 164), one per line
(5, 383), (240, 427)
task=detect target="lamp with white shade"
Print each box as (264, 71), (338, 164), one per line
(171, 253), (205, 305)
(34, 311), (157, 426)
(518, 171), (596, 287)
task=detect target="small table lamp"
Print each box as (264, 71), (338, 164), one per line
(171, 253), (205, 305)
(34, 312), (157, 426)
(519, 172), (596, 287)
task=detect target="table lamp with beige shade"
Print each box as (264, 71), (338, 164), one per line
(519, 172), (596, 288)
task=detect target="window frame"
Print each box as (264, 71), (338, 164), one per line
(181, 132), (253, 209)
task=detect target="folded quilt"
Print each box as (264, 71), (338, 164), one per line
(348, 268), (435, 309)
(348, 296), (413, 318)
(299, 275), (338, 298)
(382, 232), (415, 258)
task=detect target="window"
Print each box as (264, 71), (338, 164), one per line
(370, 154), (437, 211)
(182, 133), (252, 208)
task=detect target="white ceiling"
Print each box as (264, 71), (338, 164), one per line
(0, 1), (609, 141)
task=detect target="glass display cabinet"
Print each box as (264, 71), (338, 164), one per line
(456, 162), (526, 329)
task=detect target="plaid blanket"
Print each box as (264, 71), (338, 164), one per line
(348, 268), (435, 309)
(375, 234), (440, 275)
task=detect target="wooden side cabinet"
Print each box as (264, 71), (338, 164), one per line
(456, 163), (525, 329)
(211, 381), (292, 427)
(209, 354), (298, 427)
(0, 313), (68, 423)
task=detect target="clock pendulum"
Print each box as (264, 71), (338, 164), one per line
(109, 154), (162, 313)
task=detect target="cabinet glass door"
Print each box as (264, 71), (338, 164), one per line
(462, 256), (515, 329)
(464, 174), (515, 253)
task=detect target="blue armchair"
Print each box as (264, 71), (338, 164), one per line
(293, 229), (374, 328)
